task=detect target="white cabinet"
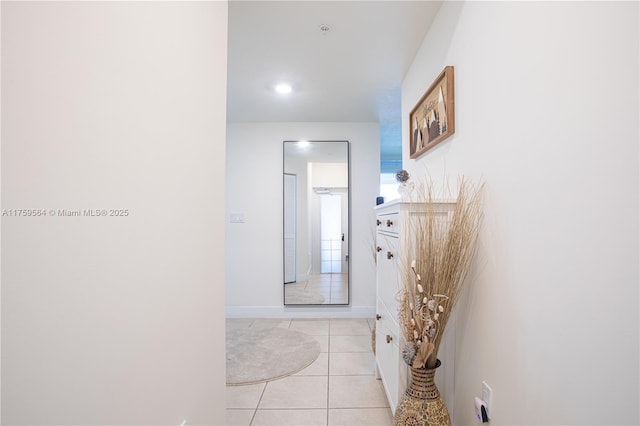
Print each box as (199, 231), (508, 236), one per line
(374, 201), (404, 414)
(374, 200), (456, 416)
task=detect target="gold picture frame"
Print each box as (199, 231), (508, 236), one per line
(409, 66), (455, 159)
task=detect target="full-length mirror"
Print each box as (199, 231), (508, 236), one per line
(284, 140), (350, 305)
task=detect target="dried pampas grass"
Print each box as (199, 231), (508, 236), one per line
(398, 177), (483, 369)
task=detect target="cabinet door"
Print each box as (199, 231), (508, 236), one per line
(376, 233), (400, 318)
(375, 301), (399, 413)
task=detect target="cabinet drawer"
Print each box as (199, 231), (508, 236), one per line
(376, 296), (398, 341)
(376, 212), (399, 235)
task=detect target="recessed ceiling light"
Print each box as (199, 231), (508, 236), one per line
(275, 83), (292, 95)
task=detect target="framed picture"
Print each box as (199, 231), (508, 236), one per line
(409, 66), (455, 159)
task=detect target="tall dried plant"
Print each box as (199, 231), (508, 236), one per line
(398, 177), (483, 369)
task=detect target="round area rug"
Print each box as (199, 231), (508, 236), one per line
(226, 327), (321, 385)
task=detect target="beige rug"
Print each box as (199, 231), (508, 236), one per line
(226, 327), (321, 385)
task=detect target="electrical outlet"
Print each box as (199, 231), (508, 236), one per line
(482, 381), (492, 419)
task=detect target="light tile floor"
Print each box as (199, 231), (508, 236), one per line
(285, 274), (349, 305)
(226, 318), (393, 426)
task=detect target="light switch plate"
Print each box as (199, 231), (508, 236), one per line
(230, 213), (245, 223)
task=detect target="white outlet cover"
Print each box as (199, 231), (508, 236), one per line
(482, 381), (492, 418)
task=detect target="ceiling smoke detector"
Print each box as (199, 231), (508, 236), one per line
(318, 24), (331, 34)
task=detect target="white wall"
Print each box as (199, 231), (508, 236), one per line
(311, 163), (348, 188)
(1, 2), (228, 424)
(402, 2), (638, 425)
(226, 123), (379, 317)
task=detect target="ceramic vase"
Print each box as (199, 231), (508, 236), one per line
(397, 181), (415, 201)
(393, 359), (451, 426)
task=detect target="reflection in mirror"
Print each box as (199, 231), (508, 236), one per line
(284, 140), (350, 305)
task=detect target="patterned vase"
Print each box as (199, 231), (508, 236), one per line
(393, 359), (451, 426)
(397, 181), (415, 201)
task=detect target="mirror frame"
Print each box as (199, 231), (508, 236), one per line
(283, 140), (351, 306)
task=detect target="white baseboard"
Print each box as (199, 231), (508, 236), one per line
(225, 305), (376, 319)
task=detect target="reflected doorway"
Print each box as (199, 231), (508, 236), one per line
(283, 140), (350, 305)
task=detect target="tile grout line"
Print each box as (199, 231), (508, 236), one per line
(248, 382), (268, 426)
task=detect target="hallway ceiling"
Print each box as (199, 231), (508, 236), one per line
(226, 1), (442, 131)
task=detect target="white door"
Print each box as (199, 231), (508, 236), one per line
(320, 194), (341, 273)
(284, 173), (296, 283)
